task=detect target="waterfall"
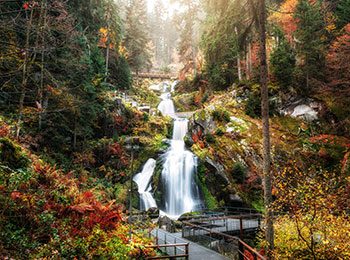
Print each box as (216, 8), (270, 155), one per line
(157, 92), (175, 116)
(161, 118), (202, 218)
(133, 159), (157, 210)
(134, 82), (203, 219)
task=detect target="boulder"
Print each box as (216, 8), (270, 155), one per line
(291, 104), (318, 121)
(205, 157), (230, 185)
(146, 207), (159, 219)
(280, 98), (323, 122)
(158, 215), (175, 232)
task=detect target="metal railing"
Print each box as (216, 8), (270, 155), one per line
(182, 217), (265, 260)
(146, 229), (189, 259)
(145, 243), (189, 259)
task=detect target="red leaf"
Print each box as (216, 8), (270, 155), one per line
(11, 191), (21, 200)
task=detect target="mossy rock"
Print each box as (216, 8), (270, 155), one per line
(0, 138), (30, 170)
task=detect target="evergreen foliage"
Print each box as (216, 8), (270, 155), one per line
(270, 29), (296, 89)
(335, 0), (350, 29)
(124, 0), (152, 73)
(294, 0), (326, 93)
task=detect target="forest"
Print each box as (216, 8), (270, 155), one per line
(0, 0), (349, 259)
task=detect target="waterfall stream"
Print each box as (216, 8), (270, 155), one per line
(134, 83), (203, 219)
(133, 159), (157, 210)
(157, 93), (175, 116)
(161, 118), (202, 218)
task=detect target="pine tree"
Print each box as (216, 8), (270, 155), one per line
(174, 0), (200, 78)
(270, 29), (296, 88)
(294, 0), (326, 93)
(124, 0), (152, 73)
(335, 0), (350, 29)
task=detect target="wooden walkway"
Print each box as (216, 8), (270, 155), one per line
(151, 229), (230, 260)
(132, 72), (177, 80)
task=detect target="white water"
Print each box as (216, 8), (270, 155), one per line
(157, 92), (175, 116)
(135, 83), (203, 219)
(161, 118), (202, 219)
(133, 159), (157, 210)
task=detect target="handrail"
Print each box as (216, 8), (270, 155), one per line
(182, 221), (265, 260)
(145, 244), (189, 259)
(146, 230), (189, 260)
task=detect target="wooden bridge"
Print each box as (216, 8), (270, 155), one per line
(132, 72), (177, 80)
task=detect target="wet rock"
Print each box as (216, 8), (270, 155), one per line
(291, 105), (318, 121)
(280, 98), (323, 122)
(205, 157), (230, 185)
(147, 207), (159, 219)
(158, 215), (175, 232)
(229, 194), (243, 203)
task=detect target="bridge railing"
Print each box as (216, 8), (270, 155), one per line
(131, 72), (177, 79)
(146, 229), (189, 259)
(182, 219), (265, 260)
(144, 244), (189, 259)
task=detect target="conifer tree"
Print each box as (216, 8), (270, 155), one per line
(294, 0), (326, 93)
(270, 29), (296, 88)
(124, 0), (152, 73)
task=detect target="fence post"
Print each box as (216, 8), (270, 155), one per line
(240, 217), (243, 239)
(239, 241), (244, 260)
(174, 238), (177, 256)
(185, 243), (189, 260)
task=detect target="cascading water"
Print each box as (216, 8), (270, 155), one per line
(161, 118), (202, 218)
(157, 93), (175, 116)
(133, 159), (157, 210)
(134, 83), (203, 219)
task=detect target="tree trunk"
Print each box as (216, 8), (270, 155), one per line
(105, 6), (111, 82)
(248, 42), (252, 79)
(39, 1), (47, 130)
(259, 0), (274, 257)
(235, 27), (242, 81)
(17, 8), (34, 138)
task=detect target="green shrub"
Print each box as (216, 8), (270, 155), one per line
(205, 133), (216, 143)
(212, 108), (230, 123)
(0, 138), (30, 169)
(232, 162), (247, 184)
(215, 127), (225, 136)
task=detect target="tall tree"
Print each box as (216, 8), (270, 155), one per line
(124, 0), (151, 73)
(259, 0), (274, 257)
(294, 0), (326, 93)
(173, 0), (200, 78)
(270, 28), (296, 88)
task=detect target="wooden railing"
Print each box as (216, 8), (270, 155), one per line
(132, 72), (177, 79)
(145, 243), (189, 259)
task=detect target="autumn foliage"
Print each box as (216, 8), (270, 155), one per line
(0, 137), (154, 258)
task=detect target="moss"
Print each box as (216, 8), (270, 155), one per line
(252, 199), (265, 213)
(173, 92), (199, 112)
(205, 133), (216, 144)
(0, 138), (30, 170)
(191, 144), (210, 161)
(212, 108), (230, 123)
(196, 163), (219, 210)
(231, 162), (247, 184)
(151, 158), (165, 207)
